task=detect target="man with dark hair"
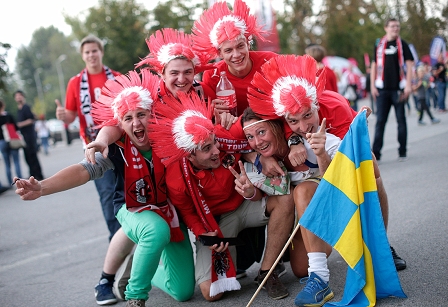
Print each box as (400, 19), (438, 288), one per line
(13, 90), (44, 180)
(54, 34), (121, 304)
(370, 17), (414, 161)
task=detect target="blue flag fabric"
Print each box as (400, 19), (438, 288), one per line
(299, 111), (406, 306)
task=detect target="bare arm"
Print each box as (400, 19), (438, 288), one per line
(15, 164), (91, 200)
(403, 60), (414, 99)
(370, 62), (378, 99)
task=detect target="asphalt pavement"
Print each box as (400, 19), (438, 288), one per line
(1, 98), (447, 307)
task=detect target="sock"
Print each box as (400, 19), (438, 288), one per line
(307, 252), (329, 282)
(100, 271), (115, 283)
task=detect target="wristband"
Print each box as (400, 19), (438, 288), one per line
(243, 188), (257, 200)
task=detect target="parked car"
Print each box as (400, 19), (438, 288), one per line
(47, 118), (80, 145)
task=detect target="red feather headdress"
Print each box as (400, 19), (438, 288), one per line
(247, 54), (326, 119)
(192, 0), (266, 59)
(148, 92), (215, 166)
(91, 70), (160, 127)
(136, 28), (213, 75)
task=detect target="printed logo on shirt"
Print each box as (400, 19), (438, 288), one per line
(385, 45), (398, 55)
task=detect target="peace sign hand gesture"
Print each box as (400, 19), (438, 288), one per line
(229, 160), (257, 199)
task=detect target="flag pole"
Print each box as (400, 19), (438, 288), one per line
(246, 221), (302, 307)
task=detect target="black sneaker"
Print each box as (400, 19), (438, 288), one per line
(274, 261), (287, 278)
(256, 270), (289, 300)
(390, 246), (406, 271)
(95, 278), (117, 305)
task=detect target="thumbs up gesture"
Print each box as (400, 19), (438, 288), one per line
(305, 118), (327, 157)
(55, 99), (66, 121)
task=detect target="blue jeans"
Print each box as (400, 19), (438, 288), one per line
(372, 89), (407, 159)
(436, 81), (446, 110)
(94, 169), (121, 241)
(0, 139), (22, 184)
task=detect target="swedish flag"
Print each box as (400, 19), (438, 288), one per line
(299, 111), (406, 306)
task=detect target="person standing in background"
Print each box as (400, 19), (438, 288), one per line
(54, 34), (121, 244)
(35, 114), (50, 155)
(304, 44), (339, 93)
(432, 53), (447, 112)
(370, 18), (414, 162)
(13, 90), (44, 180)
(0, 98), (23, 185)
(412, 65), (441, 125)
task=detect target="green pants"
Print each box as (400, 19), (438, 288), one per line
(117, 205), (195, 301)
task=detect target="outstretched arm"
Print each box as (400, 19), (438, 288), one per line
(15, 152), (115, 200)
(15, 164), (91, 200)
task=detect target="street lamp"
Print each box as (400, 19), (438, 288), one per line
(34, 68), (44, 104)
(56, 54), (67, 104)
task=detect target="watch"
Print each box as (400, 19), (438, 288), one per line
(288, 135), (304, 147)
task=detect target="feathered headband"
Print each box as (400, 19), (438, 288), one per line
(247, 54), (326, 119)
(148, 92), (215, 166)
(192, 0), (266, 59)
(136, 28), (213, 75)
(91, 70), (160, 127)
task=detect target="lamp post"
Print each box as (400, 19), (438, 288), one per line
(56, 54), (67, 103)
(34, 67), (44, 103)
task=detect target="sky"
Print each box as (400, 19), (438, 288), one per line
(2, 0), (160, 72)
(1, 0), (286, 72)
(1, 0), (97, 71)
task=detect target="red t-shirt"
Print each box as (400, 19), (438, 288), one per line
(324, 67), (339, 93)
(65, 67), (121, 145)
(202, 51), (277, 116)
(166, 151), (244, 237)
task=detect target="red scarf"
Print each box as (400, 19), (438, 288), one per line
(181, 158), (241, 297)
(375, 36), (405, 89)
(121, 135), (184, 242)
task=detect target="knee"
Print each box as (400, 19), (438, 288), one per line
(199, 281), (224, 302)
(171, 286), (194, 302)
(138, 216), (170, 247)
(293, 183), (317, 215)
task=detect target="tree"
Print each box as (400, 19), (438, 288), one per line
(149, 0), (203, 34)
(14, 27), (83, 118)
(0, 42), (11, 92)
(277, 0), (316, 55)
(64, 0), (150, 74)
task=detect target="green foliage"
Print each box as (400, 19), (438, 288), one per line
(278, 0), (447, 71)
(14, 27), (84, 119)
(277, 0), (315, 55)
(0, 42), (11, 92)
(150, 0), (202, 34)
(64, 0), (150, 74)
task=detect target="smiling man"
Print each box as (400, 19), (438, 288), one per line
(148, 93), (294, 302)
(54, 34), (122, 303)
(192, 0), (277, 116)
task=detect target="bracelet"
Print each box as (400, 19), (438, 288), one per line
(243, 188), (257, 200)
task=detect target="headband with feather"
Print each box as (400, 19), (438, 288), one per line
(192, 0), (266, 59)
(148, 92), (215, 166)
(136, 28), (213, 75)
(91, 70), (160, 127)
(247, 54), (326, 120)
